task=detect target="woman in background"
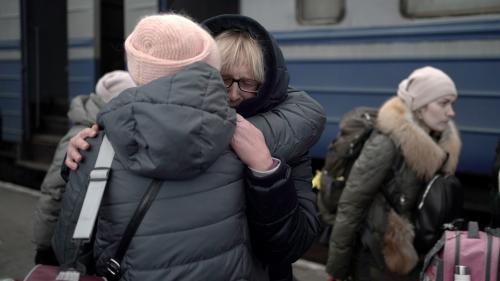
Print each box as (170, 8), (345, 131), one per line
(326, 66), (461, 281)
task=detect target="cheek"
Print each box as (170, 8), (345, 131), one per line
(241, 92), (257, 101)
(425, 104), (446, 118)
(421, 109), (440, 124)
(422, 109), (448, 131)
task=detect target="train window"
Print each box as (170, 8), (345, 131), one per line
(296, 0), (345, 25)
(402, 0), (500, 17)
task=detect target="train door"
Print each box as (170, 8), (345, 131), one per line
(99, 0), (125, 76)
(20, 0), (68, 169)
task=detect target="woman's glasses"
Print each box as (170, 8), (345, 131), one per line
(222, 77), (260, 93)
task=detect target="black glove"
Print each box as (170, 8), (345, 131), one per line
(34, 247), (59, 266)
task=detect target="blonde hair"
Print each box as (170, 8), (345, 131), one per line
(215, 30), (264, 83)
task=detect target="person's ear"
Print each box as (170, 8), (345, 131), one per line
(414, 108), (423, 120)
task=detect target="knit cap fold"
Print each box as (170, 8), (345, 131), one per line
(125, 14), (221, 85)
(397, 66), (457, 110)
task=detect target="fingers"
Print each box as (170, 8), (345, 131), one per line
(74, 125), (98, 149)
(91, 123), (100, 132)
(67, 144), (83, 162)
(65, 125), (100, 170)
(66, 136), (83, 170)
(64, 156), (78, 171)
(236, 114), (244, 122)
(83, 125), (98, 139)
(235, 114), (250, 126)
(75, 133), (90, 150)
(64, 124), (99, 170)
(235, 114), (260, 132)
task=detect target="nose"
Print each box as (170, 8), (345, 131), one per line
(447, 106), (455, 118)
(227, 83), (241, 103)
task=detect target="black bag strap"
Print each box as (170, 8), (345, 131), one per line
(105, 179), (162, 280)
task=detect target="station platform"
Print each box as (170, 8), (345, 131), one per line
(0, 181), (327, 280)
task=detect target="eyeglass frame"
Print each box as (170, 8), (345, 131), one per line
(222, 77), (261, 94)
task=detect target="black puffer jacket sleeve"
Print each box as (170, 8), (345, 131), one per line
(245, 154), (319, 264)
(243, 88), (322, 267)
(244, 88), (323, 280)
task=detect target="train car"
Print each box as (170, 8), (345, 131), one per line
(0, 0), (235, 177)
(0, 0), (499, 213)
(239, 0), (500, 213)
(0, 1), (24, 147)
(239, 0), (500, 177)
(0, 0), (123, 172)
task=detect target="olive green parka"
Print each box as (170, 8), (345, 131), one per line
(326, 97), (461, 280)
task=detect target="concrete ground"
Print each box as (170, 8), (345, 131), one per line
(0, 182), (39, 280)
(0, 181), (327, 280)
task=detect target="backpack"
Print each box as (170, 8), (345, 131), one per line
(317, 107), (378, 229)
(413, 174), (463, 253)
(420, 221), (500, 281)
(52, 134), (161, 280)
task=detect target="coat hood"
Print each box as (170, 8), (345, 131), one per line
(202, 14), (288, 117)
(376, 97), (461, 180)
(67, 94), (105, 126)
(97, 62), (236, 180)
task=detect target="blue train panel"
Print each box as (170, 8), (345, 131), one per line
(68, 58), (96, 100)
(286, 58), (500, 175)
(0, 46), (22, 142)
(277, 19), (500, 176)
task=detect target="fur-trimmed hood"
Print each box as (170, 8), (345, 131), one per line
(377, 97), (461, 180)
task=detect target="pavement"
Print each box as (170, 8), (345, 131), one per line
(0, 181), (39, 280)
(0, 181), (327, 280)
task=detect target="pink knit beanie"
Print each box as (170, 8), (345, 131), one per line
(95, 70), (136, 103)
(125, 14), (221, 85)
(397, 66), (457, 110)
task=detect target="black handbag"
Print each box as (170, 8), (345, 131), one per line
(413, 174), (463, 253)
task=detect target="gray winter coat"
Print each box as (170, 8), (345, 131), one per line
(33, 94), (105, 250)
(327, 97), (461, 281)
(54, 62), (267, 280)
(53, 70), (325, 281)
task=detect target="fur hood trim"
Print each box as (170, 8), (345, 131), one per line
(377, 97), (461, 180)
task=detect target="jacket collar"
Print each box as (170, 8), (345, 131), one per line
(376, 97), (461, 180)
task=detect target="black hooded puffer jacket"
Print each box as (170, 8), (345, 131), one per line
(203, 15), (325, 281)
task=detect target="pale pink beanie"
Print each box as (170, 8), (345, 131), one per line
(397, 66), (457, 110)
(125, 14), (221, 85)
(95, 70), (136, 103)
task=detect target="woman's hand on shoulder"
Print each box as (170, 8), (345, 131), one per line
(231, 114), (273, 171)
(65, 124), (99, 170)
